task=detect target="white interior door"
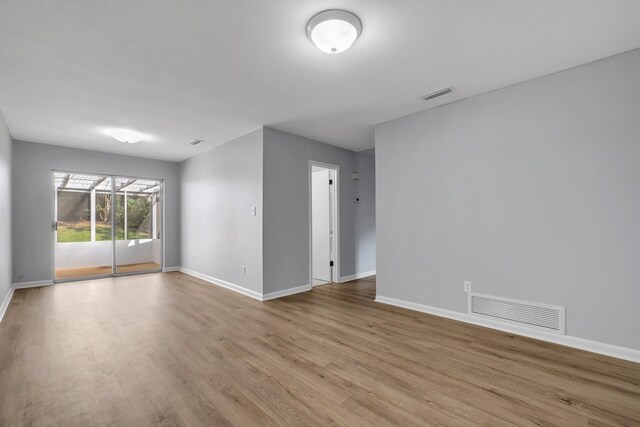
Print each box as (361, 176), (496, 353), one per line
(312, 168), (331, 283)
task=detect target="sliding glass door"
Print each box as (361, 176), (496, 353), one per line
(114, 176), (163, 275)
(54, 172), (114, 280)
(53, 171), (163, 282)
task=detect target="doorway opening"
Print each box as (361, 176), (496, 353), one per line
(310, 161), (339, 286)
(53, 171), (163, 282)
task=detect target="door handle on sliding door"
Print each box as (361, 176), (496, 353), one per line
(52, 221), (58, 231)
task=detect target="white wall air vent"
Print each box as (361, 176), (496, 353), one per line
(468, 293), (565, 334)
(421, 86), (452, 101)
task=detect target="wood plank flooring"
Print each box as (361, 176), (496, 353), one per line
(0, 272), (639, 426)
(55, 262), (161, 280)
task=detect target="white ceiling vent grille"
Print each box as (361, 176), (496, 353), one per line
(469, 293), (565, 334)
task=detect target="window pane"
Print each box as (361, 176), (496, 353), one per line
(127, 195), (152, 239)
(95, 192), (113, 241)
(115, 194), (125, 240)
(57, 191), (90, 243)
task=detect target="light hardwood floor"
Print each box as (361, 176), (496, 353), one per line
(0, 273), (639, 426)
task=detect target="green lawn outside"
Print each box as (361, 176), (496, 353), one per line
(57, 223), (151, 243)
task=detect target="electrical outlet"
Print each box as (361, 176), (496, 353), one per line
(251, 206), (256, 216)
(192, 254), (195, 261)
(242, 265), (246, 274)
(464, 281), (471, 293)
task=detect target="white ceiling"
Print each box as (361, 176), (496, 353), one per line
(1, 1), (640, 162)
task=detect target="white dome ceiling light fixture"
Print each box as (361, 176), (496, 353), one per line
(108, 129), (144, 144)
(306, 10), (362, 54)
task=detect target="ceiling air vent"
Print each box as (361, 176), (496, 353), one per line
(190, 139), (204, 146)
(422, 87), (452, 101)
(469, 293), (565, 334)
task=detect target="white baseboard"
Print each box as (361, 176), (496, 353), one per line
(178, 267), (263, 301)
(339, 270), (376, 283)
(375, 295), (640, 364)
(12, 280), (53, 289)
(163, 266), (180, 272)
(0, 287), (15, 323)
(1, 280), (54, 323)
(263, 284), (311, 301)
(178, 268), (312, 302)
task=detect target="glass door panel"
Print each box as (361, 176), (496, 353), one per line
(114, 177), (162, 274)
(54, 172), (114, 280)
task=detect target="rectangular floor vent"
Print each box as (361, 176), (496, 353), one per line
(469, 293), (565, 334)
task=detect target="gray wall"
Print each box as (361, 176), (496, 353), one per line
(375, 49), (640, 350)
(12, 141), (181, 283)
(0, 110), (12, 303)
(263, 127), (375, 294)
(354, 149), (376, 274)
(180, 129), (263, 294)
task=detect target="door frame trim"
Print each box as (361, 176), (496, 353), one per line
(308, 161), (340, 285)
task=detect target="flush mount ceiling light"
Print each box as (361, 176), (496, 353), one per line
(109, 129), (144, 144)
(306, 10), (362, 54)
